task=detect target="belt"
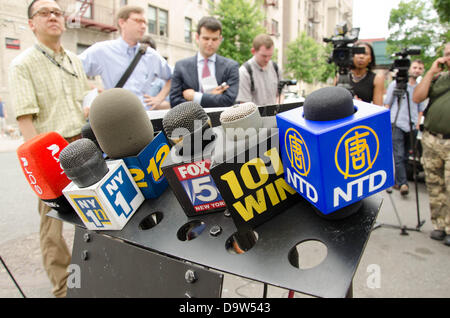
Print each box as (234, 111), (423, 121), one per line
(65, 133), (82, 143)
(428, 130), (450, 139)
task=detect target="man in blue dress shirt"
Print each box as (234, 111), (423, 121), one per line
(384, 60), (425, 195)
(79, 5), (172, 110)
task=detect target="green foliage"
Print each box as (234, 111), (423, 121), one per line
(433, 0), (450, 24)
(285, 32), (334, 84)
(387, 0), (449, 70)
(209, 0), (266, 65)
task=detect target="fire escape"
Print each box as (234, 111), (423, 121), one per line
(66, 0), (118, 33)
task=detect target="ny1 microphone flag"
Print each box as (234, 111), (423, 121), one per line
(63, 160), (144, 230)
(276, 99), (394, 216)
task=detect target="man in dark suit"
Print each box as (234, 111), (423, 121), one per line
(170, 16), (239, 108)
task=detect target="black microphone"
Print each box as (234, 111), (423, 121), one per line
(81, 122), (102, 153)
(209, 102), (302, 231)
(59, 138), (145, 231)
(59, 138), (109, 188)
(89, 88), (171, 199)
(161, 101), (226, 217)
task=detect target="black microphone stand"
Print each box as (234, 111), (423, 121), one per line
(0, 256), (26, 298)
(373, 82), (425, 235)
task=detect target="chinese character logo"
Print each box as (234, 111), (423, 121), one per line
(285, 128), (310, 176)
(335, 126), (379, 179)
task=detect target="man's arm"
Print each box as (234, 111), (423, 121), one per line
(17, 114), (37, 142)
(145, 79), (172, 110)
(413, 57), (446, 103)
(169, 63), (188, 107)
(200, 60), (240, 107)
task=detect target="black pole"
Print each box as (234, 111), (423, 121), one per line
(0, 256), (26, 298)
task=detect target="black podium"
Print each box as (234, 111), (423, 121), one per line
(48, 103), (382, 298)
(49, 188), (381, 298)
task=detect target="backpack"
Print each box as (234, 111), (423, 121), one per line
(243, 60), (279, 93)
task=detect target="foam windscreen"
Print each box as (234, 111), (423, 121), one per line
(162, 101), (209, 145)
(303, 86), (354, 121)
(89, 88), (154, 158)
(219, 102), (263, 140)
(59, 138), (109, 188)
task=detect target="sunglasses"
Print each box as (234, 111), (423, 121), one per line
(30, 8), (64, 19)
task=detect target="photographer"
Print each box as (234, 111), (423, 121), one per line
(345, 42), (384, 105)
(384, 60), (425, 196)
(413, 43), (450, 246)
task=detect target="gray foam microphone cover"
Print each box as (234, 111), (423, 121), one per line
(59, 138), (109, 188)
(220, 102), (263, 140)
(162, 101), (209, 144)
(89, 88), (154, 158)
(303, 86), (354, 121)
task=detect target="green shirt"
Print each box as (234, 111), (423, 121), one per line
(9, 41), (89, 138)
(424, 72), (450, 135)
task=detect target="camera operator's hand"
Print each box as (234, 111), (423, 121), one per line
(429, 56), (448, 76)
(413, 52), (449, 104)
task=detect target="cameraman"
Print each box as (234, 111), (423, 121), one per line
(384, 60), (425, 196)
(413, 43), (450, 246)
(340, 42), (384, 105)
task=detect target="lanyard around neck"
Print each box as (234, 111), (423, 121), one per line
(35, 45), (79, 78)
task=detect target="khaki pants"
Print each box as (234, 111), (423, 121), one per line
(38, 200), (71, 297)
(421, 131), (450, 235)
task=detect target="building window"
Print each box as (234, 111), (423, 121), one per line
(120, 0), (127, 6)
(159, 9), (168, 37)
(148, 6), (157, 34)
(184, 18), (192, 43)
(148, 5), (168, 38)
(271, 19), (278, 36)
(75, 0), (92, 19)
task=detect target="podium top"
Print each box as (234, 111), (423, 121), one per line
(49, 186), (381, 298)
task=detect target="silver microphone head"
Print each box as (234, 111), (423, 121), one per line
(220, 102), (263, 140)
(59, 138), (109, 188)
(162, 101), (210, 145)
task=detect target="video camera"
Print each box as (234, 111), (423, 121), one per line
(323, 22), (365, 94)
(390, 47), (421, 92)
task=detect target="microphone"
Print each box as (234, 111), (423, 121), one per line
(60, 138), (144, 230)
(89, 88), (170, 199)
(161, 101), (226, 216)
(16, 132), (74, 213)
(59, 138), (109, 188)
(209, 102), (302, 230)
(81, 122), (102, 153)
(276, 86), (394, 218)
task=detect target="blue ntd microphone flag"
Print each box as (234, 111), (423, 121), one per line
(276, 88), (394, 216)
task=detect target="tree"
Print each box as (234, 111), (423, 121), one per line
(433, 0), (450, 24)
(285, 32), (334, 84)
(209, 0), (265, 65)
(387, 0), (449, 70)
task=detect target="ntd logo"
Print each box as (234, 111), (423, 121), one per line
(335, 126), (379, 179)
(284, 128), (310, 177)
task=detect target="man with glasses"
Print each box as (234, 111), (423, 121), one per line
(79, 5), (172, 110)
(8, 0), (90, 297)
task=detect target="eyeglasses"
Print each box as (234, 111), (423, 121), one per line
(129, 18), (148, 25)
(30, 8), (65, 19)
